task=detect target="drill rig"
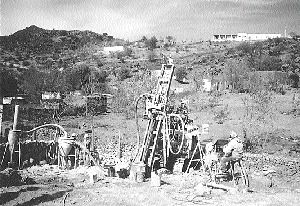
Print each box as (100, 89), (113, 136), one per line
(134, 58), (201, 175)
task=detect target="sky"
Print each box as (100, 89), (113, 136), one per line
(0, 0), (299, 41)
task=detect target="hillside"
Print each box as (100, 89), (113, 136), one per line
(0, 25), (106, 54)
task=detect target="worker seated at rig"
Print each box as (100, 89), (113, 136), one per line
(219, 131), (243, 174)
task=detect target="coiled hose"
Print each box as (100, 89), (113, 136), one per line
(166, 113), (185, 155)
(133, 94), (186, 161)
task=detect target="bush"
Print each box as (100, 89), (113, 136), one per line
(23, 60), (31, 66)
(259, 55), (282, 71)
(208, 92), (221, 108)
(290, 73), (299, 88)
(116, 52), (125, 62)
(117, 67), (131, 80)
(111, 74), (156, 119)
(145, 36), (158, 51)
(224, 59), (252, 92)
(123, 47), (133, 57)
(148, 51), (157, 62)
(242, 89), (276, 147)
(213, 104), (229, 124)
(175, 67), (187, 81)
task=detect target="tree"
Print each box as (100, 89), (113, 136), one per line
(117, 66), (131, 81)
(147, 51), (157, 62)
(269, 42), (286, 56)
(166, 35), (174, 42)
(236, 42), (253, 56)
(93, 70), (109, 93)
(123, 46), (133, 57)
(289, 31), (297, 38)
(175, 67), (187, 81)
(20, 65), (44, 103)
(43, 68), (67, 92)
(23, 60), (31, 67)
(95, 70), (108, 83)
(289, 73), (299, 88)
(224, 59), (252, 92)
(165, 36), (175, 47)
(260, 56), (282, 71)
(65, 62), (91, 91)
(145, 36), (158, 51)
(190, 67), (205, 91)
(45, 58), (54, 71)
(0, 67), (18, 97)
(141, 36), (147, 42)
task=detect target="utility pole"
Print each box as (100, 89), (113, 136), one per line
(0, 74), (3, 138)
(285, 28), (287, 38)
(91, 71), (95, 152)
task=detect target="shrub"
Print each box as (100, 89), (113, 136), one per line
(290, 73), (299, 88)
(148, 51), (157, 62)
(175, 67), (187, 81)
(123, 47), (133, 57)
(259, 55), (282, 71)
(223, 59), (252, 92)
(23, 60), (31, 66)
(213, 104), (229, 124)
(241, 89), (276, 149)
(117, 67), (131, 80)
(116, 52), (125, 62)
(145, 36), (158, 51)
(111, 74), (156, 119)
(208, 92), (221, 108)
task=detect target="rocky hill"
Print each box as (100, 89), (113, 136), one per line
(0, 25), (109, 55)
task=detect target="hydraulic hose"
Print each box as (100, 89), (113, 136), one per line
(24, 124), (68, 139)
(133, 93), (153, 161)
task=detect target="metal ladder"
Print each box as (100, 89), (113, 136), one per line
(153, 63), (175, 106)
(137, 62), (175, 172)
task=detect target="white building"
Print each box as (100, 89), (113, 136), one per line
(102, 46), (124, 54)
(42, 92), (61, 100)
(212, 33), (281, 42)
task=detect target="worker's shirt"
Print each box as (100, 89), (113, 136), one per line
(223, 137), (243, 158)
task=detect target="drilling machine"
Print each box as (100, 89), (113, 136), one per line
(134, 57), (201, 176)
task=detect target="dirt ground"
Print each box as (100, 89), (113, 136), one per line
(1, 164), (300, 206)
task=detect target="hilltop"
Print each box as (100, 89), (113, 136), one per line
(0, 25), (108, 54)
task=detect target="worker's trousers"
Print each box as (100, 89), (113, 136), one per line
(220, 156), (242, 173)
